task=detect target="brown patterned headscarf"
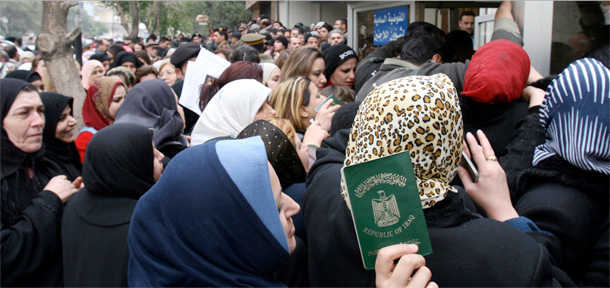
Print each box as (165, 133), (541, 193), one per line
(82, 76), (125, 130)
(342, 73), (463, 209)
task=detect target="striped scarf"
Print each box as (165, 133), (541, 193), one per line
(533, 58), (610, 174)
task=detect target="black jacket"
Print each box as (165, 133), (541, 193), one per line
(303, 128), (574, 287)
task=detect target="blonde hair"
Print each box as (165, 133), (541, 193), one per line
(158, 59), (175, 72)
(269, 76), (312, 132)
(266, 117), (297, 147)
(279, 46), (323, 82)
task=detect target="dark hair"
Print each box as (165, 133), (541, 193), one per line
(585, 44), (610, 69)
(292, 27), (304, 35)
(336, 18), (347, 26)
(134, 50), (152, 65)
(159, 36), (170, 43)
(148, 34), (158, 42)
(446, 30), (474, 62)
(321, 23), (333, 33)
(460, 11), (476, 20)
(229, 45), (260, 63)
(107, 44), (125, 59)
(4, 45), (17, 59)
(400, 23), (448, 65)
(199, 61), (263, 111)
(135, 65), (159, 82)
(134, 42), (145, 52)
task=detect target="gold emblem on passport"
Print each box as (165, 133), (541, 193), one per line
(372, 190), (400, 227)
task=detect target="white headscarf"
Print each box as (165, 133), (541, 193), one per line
(259, 63), (279, 86)
(190, 79), (272, 145)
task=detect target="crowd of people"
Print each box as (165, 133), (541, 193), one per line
(1, 1), (609, 287)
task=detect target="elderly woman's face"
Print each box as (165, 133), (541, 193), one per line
(3, 91), (45, 153)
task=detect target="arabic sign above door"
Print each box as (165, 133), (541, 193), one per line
(373, 6), (409, 46)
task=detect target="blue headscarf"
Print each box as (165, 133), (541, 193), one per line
(127, 136), (289, 287)
(533, 58), (610, 174)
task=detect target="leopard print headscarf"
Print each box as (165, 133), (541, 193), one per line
(343, 73), (463, 209)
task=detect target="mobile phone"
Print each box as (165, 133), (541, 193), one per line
(315, 94), (341, 112)
(460, 151), (479, 183)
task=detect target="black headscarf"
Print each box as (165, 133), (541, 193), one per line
(1, 79), (49, 226)
(1, 79), (45, 178)
(40, 92), (82, 180)
(114, 79), (188, 157)
(82, 123), (155, 199)
(5, 70), (42, 84)
(109, 51), (144, 70)
(238, 120), (306, 188)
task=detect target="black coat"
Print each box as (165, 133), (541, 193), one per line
(303, 128), (574, 287)
(61, 124), (156, 287)
(516, 156), (609, 287)
(61, 189), (136, 287)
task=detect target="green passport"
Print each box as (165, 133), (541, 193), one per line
(341, 150), (433, 270)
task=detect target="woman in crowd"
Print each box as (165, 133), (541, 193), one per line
(75, 76), (127, 161)
(320, 85), (354, 104)
(134, 65), (158, 83)
(260, 63), (281, 90)
(323, 44), (358, 89)
(109, 51), (143, 75)
(514, 57), (609, 286)
(280, 46), (327, 90)
(134, 50), (152, 66)
(106, 66), (136, 91)
(127, 136), (433, 287)
(268, 76), (336, 147)
(114, 79), (188, 159)
(157, 60), (178, 87)
(80, 59), (105, 92)
(30, 55), (47, 85)
(190, 79), (276, 145)
(199, 61), (263, 112)
(106, 44), (125, 62)
(40, 92), (81, 181)
(5, 70), (43, 92)
(1, 79), (78, 286)
(303, 74), (574, 287)
(62, 123), (164, 287)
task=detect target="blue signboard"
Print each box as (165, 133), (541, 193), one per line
(374, 6), (409, 46)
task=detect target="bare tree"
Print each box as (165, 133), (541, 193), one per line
(128, 1), (139, 37)
(113, 1), (139, 37)
(36, 1), (86, 128)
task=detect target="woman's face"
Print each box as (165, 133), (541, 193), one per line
(308, 57), (327, 90)
(55, 105), (77, 143)
(266, 68), (281, 90)
(330, 58), (357, 88)
(2, 91), (45, 153)
(254, 100), (277, 122)
(273, 41), (285, 51)
(89, 66), (105, 85)
(294, 134), (309, 173)
(268, 162), (300, 254)
(301, 82), (326, 125)
(108, 85), (127, 120)
(121, 61), (136, 75)
(153, 145), (164, 182)
(159, 65), (177, 87)
(34, 60), (46, 78)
